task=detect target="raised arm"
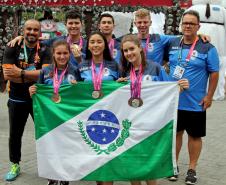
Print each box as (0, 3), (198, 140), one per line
(7, 36), (23, 47)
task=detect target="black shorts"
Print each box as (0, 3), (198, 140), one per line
(177, 110), (206, 137)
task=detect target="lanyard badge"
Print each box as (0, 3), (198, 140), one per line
(173, 37), (198, 79)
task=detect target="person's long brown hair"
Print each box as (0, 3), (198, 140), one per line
(120, 34), (146, 77)
(52, 40), (70, 67)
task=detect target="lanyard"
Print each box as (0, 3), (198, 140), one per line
(53, 65), (68, 95)
(178, 36), (199, 63)
(138, 34), (150, 56)
(23, 41), (40, 64)
(67, 36), (83, 48)
(108, 39), (115, 57)
(91, 60), (104, 91)
(130, 64), (143, 98)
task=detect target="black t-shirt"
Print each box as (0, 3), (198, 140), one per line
(3, 42), (52, 102)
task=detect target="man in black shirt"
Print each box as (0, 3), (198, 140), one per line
(2, 19), (51, 181)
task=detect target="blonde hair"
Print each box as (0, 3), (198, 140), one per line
(134, 8), (151, 19)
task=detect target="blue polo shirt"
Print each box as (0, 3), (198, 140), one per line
(141, 34), (174, 65)
(38, 63), (81, 85)
(79, 59), (119, 82)
(111, 39), (121, 64)
(168, 36), (219, 111)
(123, 61), (169, 82)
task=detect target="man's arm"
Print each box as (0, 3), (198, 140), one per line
(3, 64), (40, 83)
(200, 72), (219, 110)
(2, 46), (24, 83)
(3, 66), (23, 83)
(200, 45), (220, 110)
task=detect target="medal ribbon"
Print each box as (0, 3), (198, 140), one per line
(34, 42), (40, 63)
(130, 64), (143, 98)
(178, 36), (199, 63)
(23, 41), (40, 64)
(67, 36), (83, 48)
(53, 65), (68, 95)
(91, 60), (104, 91)
(144, 35), (150, 56)
(108, 39), (115, 57)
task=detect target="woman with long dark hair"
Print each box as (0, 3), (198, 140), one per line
(79, 31), (119, 99)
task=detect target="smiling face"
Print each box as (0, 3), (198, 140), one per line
(88, 34), (105, 57)
(66, 18), (82, 37)
(98, 16), (115, 36)
(122, 41), (142, 64)
(53, 44), (70, 69)
(181, 14), (200, 38)
(134, 16), (151, 37)
(23, 20), (40, 45)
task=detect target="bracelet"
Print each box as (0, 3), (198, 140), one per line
(21, 69), (25, 83)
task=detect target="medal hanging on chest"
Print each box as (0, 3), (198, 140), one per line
(91, 60), (104, 99)
(67, 36), (83, 58)
(128, 64), (143, 108)
(52, 65), (68, 103)
(23, 41), (40, 67)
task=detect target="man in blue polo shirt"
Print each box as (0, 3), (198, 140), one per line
(98, 13), (121, 64)
(41, 10), (86, 67)
(167, 10), (219, 185)
(133, 8), (173, 66)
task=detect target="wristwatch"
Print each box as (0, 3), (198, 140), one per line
(21, 69), (25, 83)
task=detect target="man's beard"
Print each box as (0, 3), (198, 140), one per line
(24, 36), (38, 44)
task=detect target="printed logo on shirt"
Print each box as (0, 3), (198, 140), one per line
(103, 68), (110, 76)
(79, 66), (91, 72)
(67, 74), (75, 83)
(143, 75), (152, 81)
(172, 46), (179, 50)
(19, 52), (25, 60)
(212, 7), (220, 12)
(44, 73), (51, 79)
(191, 50), (198, 60)
(26, 64), (36, 71)
(44, 71), (53, 79)
(113, 49), (117, 59)
(148, 43), (154, 52)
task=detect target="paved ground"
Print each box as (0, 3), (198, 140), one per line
(0, 93), (226, 185)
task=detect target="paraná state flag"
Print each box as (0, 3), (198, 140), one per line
(33, 81), (179, 181)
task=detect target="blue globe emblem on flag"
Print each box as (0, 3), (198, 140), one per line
(86, 110), (120, 145)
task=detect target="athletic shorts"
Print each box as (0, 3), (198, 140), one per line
(177, 110), (206, 137)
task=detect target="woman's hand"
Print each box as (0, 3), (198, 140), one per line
(117, 77), (128, 82)
(29, 85), (37, 97)
(178, 78), (189, 92)
(70, 79), (77, 84)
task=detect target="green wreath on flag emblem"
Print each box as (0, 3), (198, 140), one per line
(77, 119), (132, 155)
